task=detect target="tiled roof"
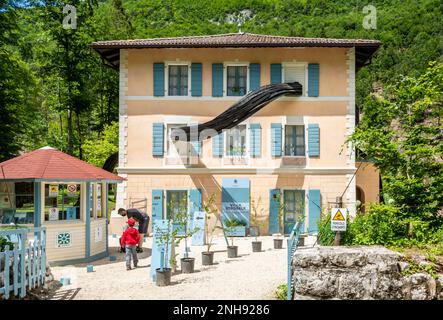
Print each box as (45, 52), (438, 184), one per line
(90, 32), (381, 49)
(90, 33), (381, 71)
(0, 147), (124, 181)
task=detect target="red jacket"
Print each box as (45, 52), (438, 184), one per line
(120, 227), (141, 247)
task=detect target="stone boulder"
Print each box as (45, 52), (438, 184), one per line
(292, 246), (442, 300)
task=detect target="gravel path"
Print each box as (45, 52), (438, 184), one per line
(50, 236), (287, 300)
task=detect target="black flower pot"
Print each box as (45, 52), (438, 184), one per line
(273, 238), (283, 249)
(180, 258), (195, 274)
(252, 241), (262, 252)
(227, 246), (238, 258)
(156, 268), (171, 286)
(202, 251), (214, 265)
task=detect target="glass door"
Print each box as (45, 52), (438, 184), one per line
(166, 190), (188, 235)
(283, 190), (305, 234)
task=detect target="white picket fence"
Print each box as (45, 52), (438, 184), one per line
(0, 227), (46, 299)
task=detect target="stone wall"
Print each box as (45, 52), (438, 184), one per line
(292, 246), (443, 300)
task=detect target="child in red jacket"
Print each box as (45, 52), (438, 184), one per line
(120, 218), (140, 270)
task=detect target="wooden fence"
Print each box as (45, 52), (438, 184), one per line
(0, 227), (47, 299)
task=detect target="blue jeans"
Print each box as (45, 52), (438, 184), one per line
(125, 245), (138, 268)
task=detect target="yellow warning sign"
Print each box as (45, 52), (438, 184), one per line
(332, 209), (345, 221)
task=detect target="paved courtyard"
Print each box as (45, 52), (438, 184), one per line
(49, 236), (287, 300)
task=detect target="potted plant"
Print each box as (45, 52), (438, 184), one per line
(170, 196), (200, 274)
(201, 193), (220, 265)
(223, 219), (247, 258)
(154, 220), (176, 286)
(273, 197), (285, 249)
(250, 197), (265, 252)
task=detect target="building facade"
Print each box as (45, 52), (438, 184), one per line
(91, 33), (381, 236)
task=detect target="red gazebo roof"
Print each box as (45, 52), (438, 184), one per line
(0, 147), (124, 181)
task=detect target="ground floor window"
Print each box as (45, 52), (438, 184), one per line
(0, 182), (34, 225)
(90, 182), (105, 219)
(166, 190), (188, 220)
(44, 183), (81, 221)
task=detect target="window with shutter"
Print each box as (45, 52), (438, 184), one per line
(283, 64), (306, 96)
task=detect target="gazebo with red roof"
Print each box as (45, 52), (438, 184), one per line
(0, 147), (124, 265)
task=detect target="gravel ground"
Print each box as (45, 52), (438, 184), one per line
(49, 236), (287, 300)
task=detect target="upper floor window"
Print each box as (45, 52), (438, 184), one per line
(226, 125), (247, 156)
(283, 63), (307, 96)
(168, 64), (189, 96)
(285, 125), (305, 156)
(226, 65), (247, 96)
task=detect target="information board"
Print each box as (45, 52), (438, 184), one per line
(331, 208), (348, 232)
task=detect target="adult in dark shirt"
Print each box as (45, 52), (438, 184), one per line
(118, 208), (150, 252)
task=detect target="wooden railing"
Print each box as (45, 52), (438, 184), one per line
(0, 227), (46, 299)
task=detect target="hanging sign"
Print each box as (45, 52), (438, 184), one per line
(191, 211), (206, 246)
(67, 184), (77, 197)
(49, 207), (59, 221)
(49, 185), (59, 197)
(331, 208), (348, 232)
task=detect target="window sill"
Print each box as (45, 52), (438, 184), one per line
(44, 220), (84, 225)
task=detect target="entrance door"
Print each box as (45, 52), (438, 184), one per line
(283, 190), (305, 234)
(166, 190), (188, 235)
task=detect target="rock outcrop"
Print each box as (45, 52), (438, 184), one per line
(292, 246), (442, 300)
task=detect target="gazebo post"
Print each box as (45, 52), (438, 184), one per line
(85, 182), (91, 259)
(105, 183), (109, 256)
(33, 181), (42, 240)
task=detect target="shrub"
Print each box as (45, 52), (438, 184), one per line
(317, 212), (335, 246)
(0, 236), (14, 252)
(275, 284), (287, 300)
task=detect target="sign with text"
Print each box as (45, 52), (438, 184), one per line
(221, 178), (250, 229)
(331, 208), (348, 232)
(66, 207), (76, 220)
(49, 185), (58, 198)
(150, 219), (175, 282)
(49, 207), (59, 221)
(67, 184), (77, 197)
(191, 211), (206, 246)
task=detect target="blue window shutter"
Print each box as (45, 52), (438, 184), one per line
(191, 63), (202, 97)
(308, 63), (319, 97)
(308, 124), (320, 157)
(270, 63), (282, 84)
(152, 123), (164, 157)
(152, 189), (164, 220)
(308, 189), (321, 233)
(249, 63), (261, 91)
(269, 189), (281, 234)
(249, 123), (261, 157)
(212, 63), (223, 97)
(153, 63), (165, 97)
(212, 133), (224, 157)
(271, 123), (282, 157)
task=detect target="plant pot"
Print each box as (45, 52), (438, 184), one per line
(252, 241), (262, 252)
(180, 258), (195, 274)
(227, 246), (238, 258)
(273, 238), (283, 249)
(156, 268), (171, 286)
(202, 251), (214, 265)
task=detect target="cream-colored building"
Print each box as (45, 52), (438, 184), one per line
(91, 33), (381, 236)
